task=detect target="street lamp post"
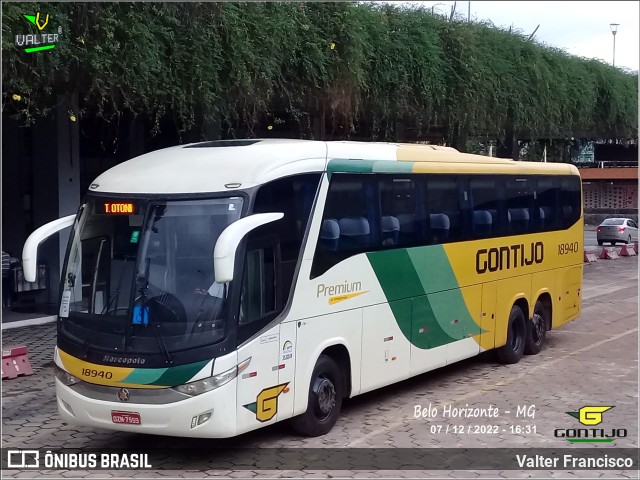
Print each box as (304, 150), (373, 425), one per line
(610, 23), (619, 67)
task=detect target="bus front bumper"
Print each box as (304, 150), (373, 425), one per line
(55, 378), (238, 438)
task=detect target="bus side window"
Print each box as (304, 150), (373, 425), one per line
(378, 176), (421, 248)
(560, 176), (581, 228)
(506, 177), (534, 235)
(425, 176), (461, 244)
(251, 173), (321, 285)
(536, 178), (560, 231)
(470, 177), (507, 238)
(311, 174), (379, 278)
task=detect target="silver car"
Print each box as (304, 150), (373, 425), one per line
(597, 218), (638, 245)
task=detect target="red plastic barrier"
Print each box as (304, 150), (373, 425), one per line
(599, 247), (619, 260)
(1, 345), (34, 380)
(620, 244), (637, 257)
(635, 243), (639, 255)
(584, 251), (598, 263)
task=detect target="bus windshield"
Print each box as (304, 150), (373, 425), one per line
(59, 196), (244, 364)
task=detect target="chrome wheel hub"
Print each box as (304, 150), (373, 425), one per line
(314, 378), (336, 418)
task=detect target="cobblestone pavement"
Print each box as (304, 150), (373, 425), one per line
(2, 257), (638, 478)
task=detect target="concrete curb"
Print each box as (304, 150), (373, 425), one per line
(1, 315), (57, 330)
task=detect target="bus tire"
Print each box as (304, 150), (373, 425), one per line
(496, 305), (526, 364)
(524, 300), (547, 355)
(290, 355), (343, 437)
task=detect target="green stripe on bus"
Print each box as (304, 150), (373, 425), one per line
(427, 289), (483, 338)
(367, 246), (483, 349)
(408, 245), (484, 338)
(367, 249), (424, 301)
(388, 298), (413, 343)
(327, 159), (376, 174)
(411, 296), (457, 348)
(406, 245), (459, 293)
(121, 367), (168, 384)
(123, 360), (210, 386)
(326, 159), (414, 176)
(383, 295), (457, 350)
(371, 161), (414, 174)
(148, 360), (210, 386)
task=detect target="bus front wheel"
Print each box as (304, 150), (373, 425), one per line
(290, 355), (343, 437)
(524, 300), (547, 355)
(496, 305), (526, 364)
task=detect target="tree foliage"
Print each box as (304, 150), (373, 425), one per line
(3, 2), (638, 145)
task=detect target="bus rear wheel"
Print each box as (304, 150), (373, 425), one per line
(524, 300), (547, 355)
(290, 354), (343, 437)
(496, 305), (526, 364)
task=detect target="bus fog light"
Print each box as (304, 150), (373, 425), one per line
(54, 364), (80, 386)
(191, 410), (213, 429)
(60, 399), (75, 417)
(174, 358), (251, 397)
(198, 412), (212, 425)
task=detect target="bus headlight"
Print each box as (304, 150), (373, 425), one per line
(54, 364), (81, 386)
(173, 357), (251, 397)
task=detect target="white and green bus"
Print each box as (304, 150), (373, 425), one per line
(23, 139), (583, 437)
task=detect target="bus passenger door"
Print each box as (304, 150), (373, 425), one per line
(236, 324), (281, 433)
(235, 241), (283, 433)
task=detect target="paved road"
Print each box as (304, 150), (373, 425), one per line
(2, 256), (638, 478)
(584, 228), (598, 248)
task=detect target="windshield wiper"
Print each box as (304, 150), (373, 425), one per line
(149, 317), (173, 365)
(129, 258), (173, 365)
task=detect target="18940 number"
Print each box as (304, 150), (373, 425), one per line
(81, 368), (113, 379)
(558, 242), (579, 255)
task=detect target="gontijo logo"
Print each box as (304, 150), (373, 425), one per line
(15, 12), (61, 53)
(567, 405), (613, 426)
(243, 383), (289, 422)
(554, 405), (627, 443)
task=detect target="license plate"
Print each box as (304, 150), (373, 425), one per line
(111, 411), (141, 425)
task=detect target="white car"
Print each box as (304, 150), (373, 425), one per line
(596, 218), (638, 245)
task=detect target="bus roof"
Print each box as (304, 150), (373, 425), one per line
(90, 139), (579, 194)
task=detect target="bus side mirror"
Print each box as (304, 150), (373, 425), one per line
(22, 214), (76, 282)
(214, 212), (284, 284)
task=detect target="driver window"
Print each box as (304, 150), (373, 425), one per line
(239, 245), (276, 326)
(80, 236), (111, 314)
